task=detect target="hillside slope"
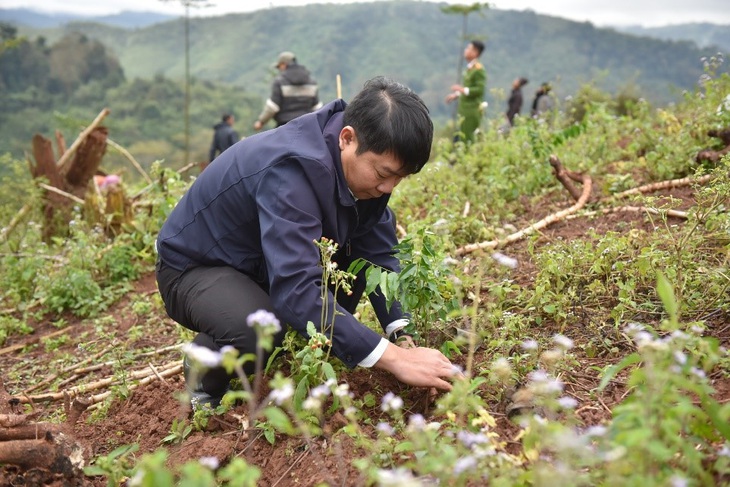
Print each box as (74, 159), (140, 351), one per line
(20, 1), (726, 120)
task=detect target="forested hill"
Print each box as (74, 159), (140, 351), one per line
(19, 1), (727, 112)
(617, 23), (730, 53)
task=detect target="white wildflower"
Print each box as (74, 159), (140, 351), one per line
(407, 414), (426, 431)
(377, 468), (420, 486)
(557, 396), (578, 409)
(381, 392), (403, 413)
(453, 455), (477, 475)
(376, 422), (395, 436)
(491, 252), (518, 269)
(334, 383), (351, 398)
(690, 367), (706, 379)
(521, 339), (539, 351)
(303, 397), (322, 411)
(492, 357), (512, 382)
(457, 430), (489, 449)
(584, 425), (607, 437)
(310, 384), (331, 400)
(553, 334), (574, 350)
(183, 343), (223, 368)
(673, 350), (687, 365)
(199, 456), (219, 470)
(269, 382), (294, 405)
(246, 309), (281, 333)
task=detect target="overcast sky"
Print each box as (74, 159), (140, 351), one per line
(3, 0), (730, 27)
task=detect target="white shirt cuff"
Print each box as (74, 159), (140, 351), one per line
(385, 319), (408, 337)
(463, 87), (470, 96)
(358, 338), (389, 368)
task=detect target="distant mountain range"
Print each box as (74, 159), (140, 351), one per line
(2, 2), (729, 119)
(0, 8), (175, 29)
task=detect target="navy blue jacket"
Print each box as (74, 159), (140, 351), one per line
(157, 100), (404, 367)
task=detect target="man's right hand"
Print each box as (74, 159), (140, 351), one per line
(374, 342), (462, 391)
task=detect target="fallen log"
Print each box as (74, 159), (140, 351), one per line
(0, 434), (83, 477)
(0, 424), (64, 441)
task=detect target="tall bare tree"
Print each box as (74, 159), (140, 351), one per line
(159, 0), (213, 166)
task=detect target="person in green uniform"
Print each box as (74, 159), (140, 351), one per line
(445, 40), (487, 143)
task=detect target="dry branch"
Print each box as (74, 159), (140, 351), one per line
(549, 154), (584, 201)
(0, 328), (69, 357)
(56, 108), (110, 171)
(0, 203), (32, 245)
(0, 424), (63, 441)
(16, 361), (182, 404)
(612, 174), (712, 199)
(107, 137), (153, 184)
(36, 183), (85, 205)
(455, 161), (593, 256)
(567, 205), (689, 221)
(87, 363), (183, 408)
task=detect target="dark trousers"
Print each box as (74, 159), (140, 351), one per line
(156, 258), (366, 397)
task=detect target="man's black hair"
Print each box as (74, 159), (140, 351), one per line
(222, 114), (233, 123)
(343, 76), (433, 174)
(470, 40), (485, 56)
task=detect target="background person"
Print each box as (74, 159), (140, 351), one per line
(253, 51), (322, 130)
(157, 77), (460, 410)
(506, 77), (529, 126)
(445, 40), (487, 143)
(531, 82), (554, 118)
(208, 113), (239, 163)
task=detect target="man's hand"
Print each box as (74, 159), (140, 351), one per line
(375, 342), (462, 391)
(253, 120), (263, 131)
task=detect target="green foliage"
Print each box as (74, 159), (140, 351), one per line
(84, 443), (139, 486)
(357, 227), (461, 343)
(162, 418), (193, 445)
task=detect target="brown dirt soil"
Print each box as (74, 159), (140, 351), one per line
(0, 183), (727, 486)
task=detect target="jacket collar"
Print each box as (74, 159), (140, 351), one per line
(322, 107), (357, 207)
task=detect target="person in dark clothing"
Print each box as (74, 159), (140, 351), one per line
(531, 82), (554, 118)
(208, 114), (239, 163)
(157, 77), (461, 410)
(505, 77), (529, 126)
(253, 51), (322, 130)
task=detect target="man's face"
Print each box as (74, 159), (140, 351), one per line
(339, 126), (407, 200)
(464, 43), (479, 62)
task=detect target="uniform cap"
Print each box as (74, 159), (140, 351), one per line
(273, 51), (296, 68)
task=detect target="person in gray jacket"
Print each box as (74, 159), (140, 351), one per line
(254, 51), (322, 130)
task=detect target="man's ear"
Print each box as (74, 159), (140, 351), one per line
(339, 126), (357, 150)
